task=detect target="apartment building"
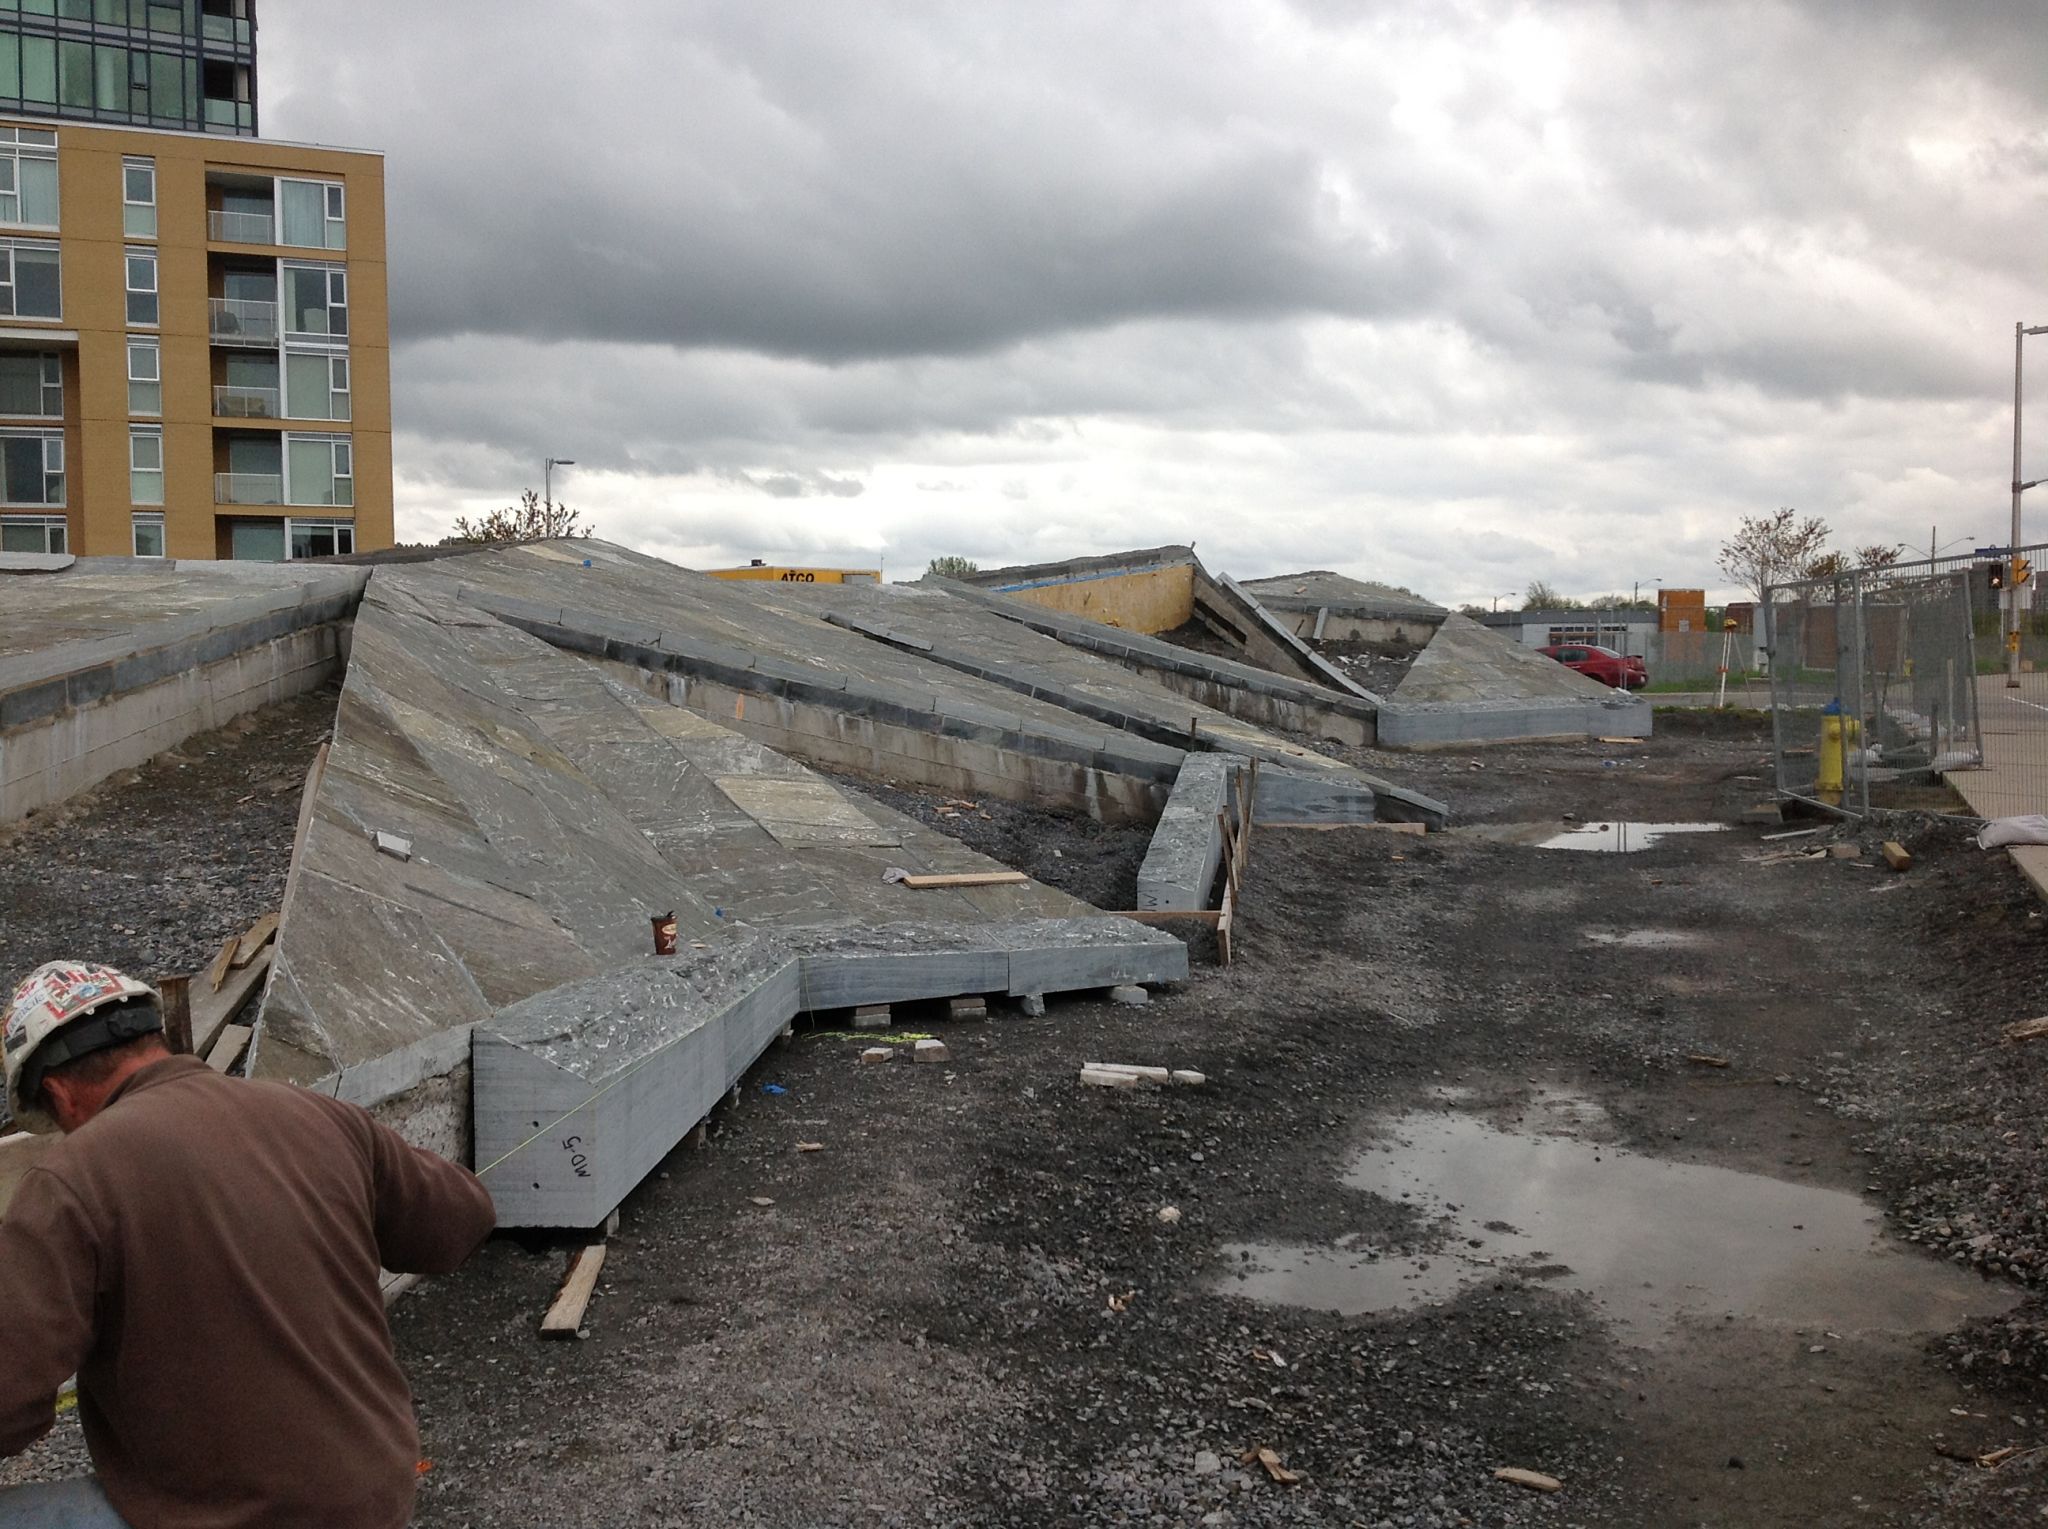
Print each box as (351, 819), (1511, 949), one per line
(0, 3), (392, 561)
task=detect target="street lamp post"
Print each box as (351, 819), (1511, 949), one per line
(2009, 324), (2048, 687)
(544, 456), (576, 517)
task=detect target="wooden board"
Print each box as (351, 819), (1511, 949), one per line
(232, 911), (279, 967)
(204, 933), (239, 994)
(541, 1244), (608, 1338)
(191, 947), (271, 1060)
(1256, 820), (1426, 835)
(894, 871), (1030, 889)
(204, 1023), (252, 1074)
(1880, 840), (1913, 871)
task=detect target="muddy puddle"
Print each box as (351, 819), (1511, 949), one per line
(1460, 821), (1732, 852)
(1222, 1104), (2015, 1342)
(1539, 821), (1728, 852)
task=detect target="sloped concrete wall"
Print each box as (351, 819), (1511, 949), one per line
(967, 548), (1197, 633)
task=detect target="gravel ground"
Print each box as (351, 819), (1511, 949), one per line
(6, 702), (2048, 1525)
(0, 683), (337, 1002)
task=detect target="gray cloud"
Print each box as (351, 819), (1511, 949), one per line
(262, 1), (2048, 602)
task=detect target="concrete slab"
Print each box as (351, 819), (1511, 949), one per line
(1137, 753), (1243, 910)
(0, 558), (367, 821)
(738, 575), (1442, 826)
(1382, 614), (1652, 746)
(260, 563), (1187, 1227)
(1238, 571), (1448, 625)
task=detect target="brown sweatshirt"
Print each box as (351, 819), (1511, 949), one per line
(0, 1055), (497, 1528)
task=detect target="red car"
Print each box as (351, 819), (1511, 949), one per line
(1538, 643), (1648, 689)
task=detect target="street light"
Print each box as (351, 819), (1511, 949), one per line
(1928, 529), (1978, 561)
(2009, 323), (2048, 687)
(1632, 577), (1662, 604)
(1491, 591), (1515, 612)
(544, 457), (576, 514)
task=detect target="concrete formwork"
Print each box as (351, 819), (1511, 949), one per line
(260, 565), (1187, 1227)
(0, 559), (366, 822)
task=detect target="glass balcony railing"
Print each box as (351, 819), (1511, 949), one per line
(209, 209), (274, 244)
(202, 15), (254, 46)
(213, 384), (279, 419)
(209, 297), (278, 346)
(215, 471), (283, 505)
(203, 98), (254, 133)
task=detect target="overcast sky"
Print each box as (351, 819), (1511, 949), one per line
(261, 1), (2047, 605)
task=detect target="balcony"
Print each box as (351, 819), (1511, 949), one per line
(209, 209), (275, 245)
(213, 384), (279, 419)
(215, 472), (283, 505)
(202, 14), (254, 46)
(209, 298), (278, 347)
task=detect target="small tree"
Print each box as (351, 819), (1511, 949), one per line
(1524, 579), (1577, 610)
(1717, 508), (1832, 603)
(926, 555), (979, 578)
(1855, 543), (1905, 569)
(447, 489), (593, 545)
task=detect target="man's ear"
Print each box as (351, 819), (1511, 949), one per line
(38, 1073), (85, 1132)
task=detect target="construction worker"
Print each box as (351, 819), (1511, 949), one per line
(0, 961), (497, 1528)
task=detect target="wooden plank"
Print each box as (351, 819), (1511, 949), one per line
(204, 1023), (252, 1074)
(894, 871), (1030, 889)
(159, 976), (193, 1056)
(1217, 880), (1234, 966)
(1880, 840), (1913, 872)
(204, 933), (238, 994)
(1256, 820), (1425, 834)
(540, 1243), (608, 1338)
(190, 947), (271, 1060)
(232, 911), (279, 967)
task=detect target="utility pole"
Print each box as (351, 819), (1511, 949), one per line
(545, 456), (576, 518)
(2010, 326), (2048, 687)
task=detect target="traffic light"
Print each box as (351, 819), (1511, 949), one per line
(2016, 557), (2033, 587)
(1989, 560), (2007, 590)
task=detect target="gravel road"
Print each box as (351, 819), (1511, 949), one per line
(4, 703), (2046, 1526)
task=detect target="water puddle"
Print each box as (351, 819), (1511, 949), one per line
(1539, 821), (1729, 852)
(1583, 929), (1707, 948)
(1222, 1108), (2014, 1342)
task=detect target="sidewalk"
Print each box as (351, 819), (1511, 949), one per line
(1946, 673), (2048, 897)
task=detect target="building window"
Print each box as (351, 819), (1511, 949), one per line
(0, 129), (59, 230)
(123, 156), (155, 238)
(127, 336), (159, 415)
(130, 424), (162, 504)
(229, 519), (283, 561)
(285, 432), (351, 507)
(0, 352), (61, 418)
(131, 511), (164, 558)
(0, 429), (63, 506)
(278, 177), (345, 250)
(288, 517), (353, 560)
(283, 262), (346, 339)
(0, 240), (61, 319)
(0, 513), (65, 554)
(284, 350), (349, 421)
(125, 248), (156, 325)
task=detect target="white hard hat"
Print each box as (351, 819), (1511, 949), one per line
(4, 962), (159, 1131)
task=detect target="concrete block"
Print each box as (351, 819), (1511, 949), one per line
(913, 1038), (949, 1063)
(1109, 984), (1151, 1007)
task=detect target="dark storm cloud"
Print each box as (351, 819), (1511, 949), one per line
(257, 1), (2048, 599)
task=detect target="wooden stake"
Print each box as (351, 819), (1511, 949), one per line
(159, 976), (192, 1056)
(540, 1243), (607, 1338)
(1880, 841), (1913, 872)
(232, 911), (279, 967)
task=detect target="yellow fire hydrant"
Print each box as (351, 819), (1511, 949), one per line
(1817, 706), (1859, 802)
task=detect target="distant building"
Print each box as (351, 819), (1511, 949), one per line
(1479, 607), (1659, 655)
(0, 2), (391, 562)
